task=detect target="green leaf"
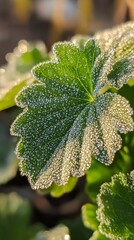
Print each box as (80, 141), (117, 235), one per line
(0, 76), (34, 111)
(33, 225), (70, 240)
(82, 203), (99, 231)
(89, 231), (108, 240)
(4, 40), (48, 77)
(33, 40), (100, 97)
(0, 122), (18, 184)
(39, 177), (77, 197)
(0, 40), (49, 111)
(108, 55), (134, 89)
(85, 142), (134, 203)
(118, 84), (134, 111)
(94, 21), (134, 55)
(15, 43), (49, 74)
(97, 171), (134, 239)
(0, 193), (43, 240)
(0, 147), (18, 184)
(11, 38), (133, 189)
(95, 22), (134, 89)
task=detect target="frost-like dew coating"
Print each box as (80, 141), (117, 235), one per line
(94, 22), (134, 90)
(97, 171), (134, 239)
(108, 54), (134, 89)
(36, 225), (70, 240)
(11, 34), (134, 189)
(94, 21), (134, 52)
(92, 49), (115, 96)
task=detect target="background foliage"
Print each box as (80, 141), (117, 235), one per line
(0, 12), (134, 240)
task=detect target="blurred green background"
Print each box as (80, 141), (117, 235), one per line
(0, 1), (134, 239)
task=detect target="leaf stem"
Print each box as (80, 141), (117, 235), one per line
(98, 84), (110, 96)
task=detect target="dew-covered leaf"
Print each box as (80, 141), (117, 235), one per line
(0, 40), (48, 111)
(11, 38), (134, 189)
(97, 171), (134, 239)
(1, 40), (48, 81)
(82, 203), (99, 231)
(0, 193), (43, 240)
(94, 22), (134, 89)
(11, 87), (133, 189)
(108, 54), (134, 89)
(82, 202), (109, 239)
(33, 225), (70, 240)
(15, 41), (49, 74)
(92, 50), (115, 96)
(33, 40), (100, 97)
(94, 21), (134, 54)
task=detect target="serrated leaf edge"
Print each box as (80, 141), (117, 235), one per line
(96, 171), (134, 239)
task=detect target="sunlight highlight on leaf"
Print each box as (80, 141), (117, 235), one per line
(11, 30), (134, 189)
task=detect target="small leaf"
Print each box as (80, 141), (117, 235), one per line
(0, 193), (43, 240)
(0, 122), (18, 184)
(33, 225), (70, 240)
(39, 177), (77, 197)
(0, 76), (34, 111)
(118, 84), (134, 111)
(11, 37), (133, 189)
(15, 43), (49, 73)
(82, 203), (99, 231)
(0, 148), (18, 184)
(97, 171), (134, 239)
(0, 40), (48, 111)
